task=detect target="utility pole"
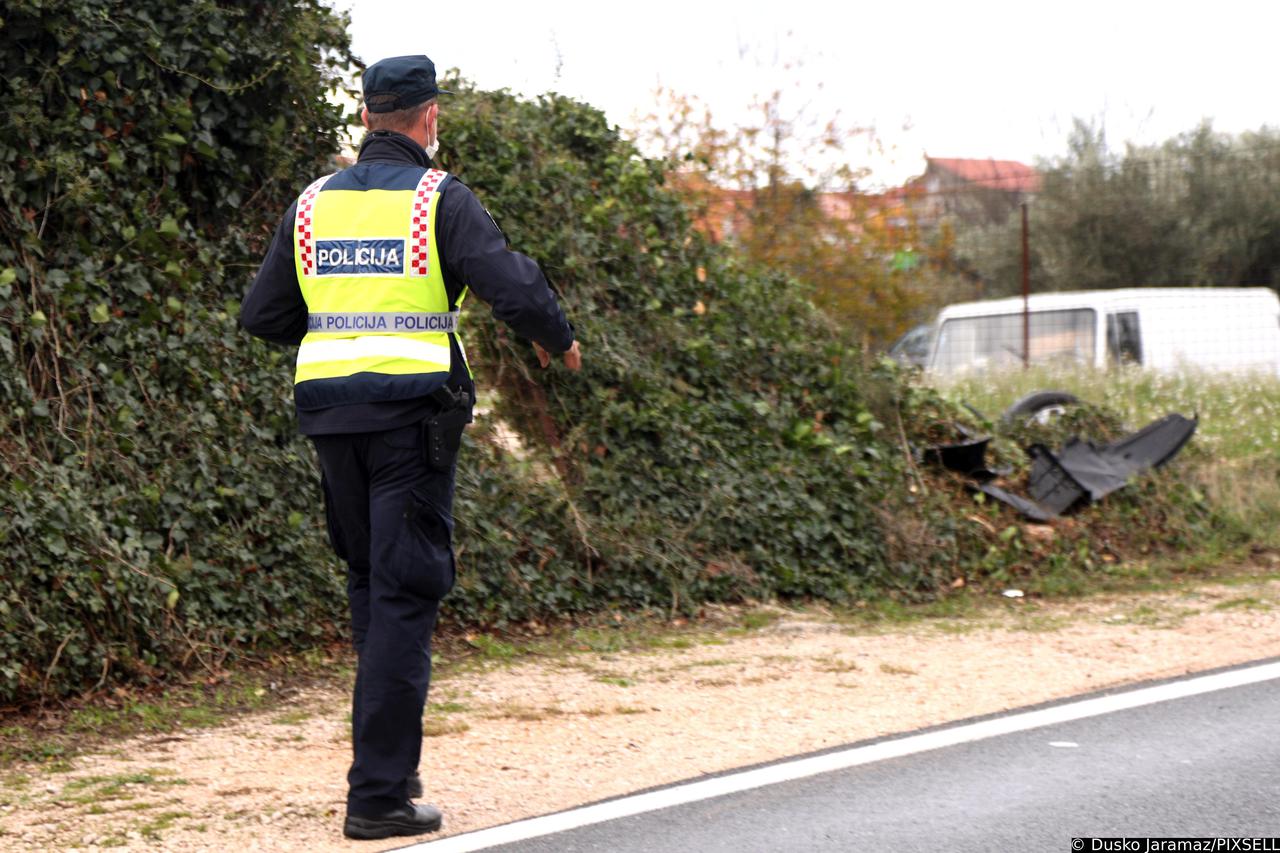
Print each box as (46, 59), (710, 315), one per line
(1021, 201), (1030, 367)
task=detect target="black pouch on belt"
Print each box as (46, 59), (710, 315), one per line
(423, 386), (473, 472)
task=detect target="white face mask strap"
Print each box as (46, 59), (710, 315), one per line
(424, 108), (439, 160)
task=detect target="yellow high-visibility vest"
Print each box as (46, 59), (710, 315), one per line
(291, 167), (467, 409)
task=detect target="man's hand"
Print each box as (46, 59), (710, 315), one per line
(534, 340), (581, 372)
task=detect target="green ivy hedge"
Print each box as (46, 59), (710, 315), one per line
(438, 82), (912, 621)
(0, 0), (904, 703)
(0, 0), (355, 702)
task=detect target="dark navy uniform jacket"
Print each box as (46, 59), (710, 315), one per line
(241, 131), (575, 435)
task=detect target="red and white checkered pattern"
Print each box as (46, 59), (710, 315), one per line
(295, 174), (334, 277)
(409, 169), (447, 277)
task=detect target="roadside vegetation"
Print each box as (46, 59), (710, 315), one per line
(1, 0), (1274, 725)
(940, 365), (1280, 463)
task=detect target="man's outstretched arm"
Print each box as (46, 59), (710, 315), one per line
(438, 181), (578, 368)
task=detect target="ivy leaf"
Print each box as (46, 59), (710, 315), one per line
(89, 303), (110, 324)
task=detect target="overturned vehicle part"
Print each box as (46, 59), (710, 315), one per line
(924, 411), (1198, 521)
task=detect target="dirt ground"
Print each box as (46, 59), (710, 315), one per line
(3, 576), (1280, 852)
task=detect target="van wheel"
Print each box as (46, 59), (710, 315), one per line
(1000, 391), (1081, 428)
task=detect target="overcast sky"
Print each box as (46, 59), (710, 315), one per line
(337, 0), (1277, 187)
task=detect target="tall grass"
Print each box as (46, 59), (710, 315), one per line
(934, 366), (1280, 460)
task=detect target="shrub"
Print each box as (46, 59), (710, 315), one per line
(0, 0), (355, 701)
(440, 80), (903, 619)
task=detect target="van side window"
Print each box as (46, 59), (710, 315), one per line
(1106, 312), (1142, 365)
(933, 308), (1095, 374)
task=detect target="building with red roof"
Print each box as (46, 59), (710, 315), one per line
(906, 157), (1041, 226)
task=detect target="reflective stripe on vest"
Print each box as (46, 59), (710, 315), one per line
(292, 168), (462, 402)
(306, 312), (461, 334)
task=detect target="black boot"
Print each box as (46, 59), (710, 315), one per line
(343, 803), (442, 840)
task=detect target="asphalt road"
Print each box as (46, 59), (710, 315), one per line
(410, 661), (1280, 853)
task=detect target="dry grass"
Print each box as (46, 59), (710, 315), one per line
(878, 663), (917, 676)
(423, 718), (471, 738)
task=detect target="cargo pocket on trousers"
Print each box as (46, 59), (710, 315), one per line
(391, 489), (456, 601)
(320, 474), (348, 561)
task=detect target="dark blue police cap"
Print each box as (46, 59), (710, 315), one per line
(362, 55), (452, 113)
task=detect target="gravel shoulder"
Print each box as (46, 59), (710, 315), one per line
(3, 575), (1280, 852)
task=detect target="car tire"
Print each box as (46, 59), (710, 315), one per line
(1000, 390), (1081, 428)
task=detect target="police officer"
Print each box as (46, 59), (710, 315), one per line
(241, 54), (580, 841)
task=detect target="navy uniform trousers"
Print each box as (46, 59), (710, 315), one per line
(312, 415), (457, 817)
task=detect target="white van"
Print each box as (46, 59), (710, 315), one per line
(925, 287), (1280, 376)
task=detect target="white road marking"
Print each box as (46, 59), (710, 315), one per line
(401, 659), (1280, 853)
(1048, 741), (1080, 748)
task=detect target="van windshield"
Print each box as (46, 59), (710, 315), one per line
(932, 308), (1096, 374)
